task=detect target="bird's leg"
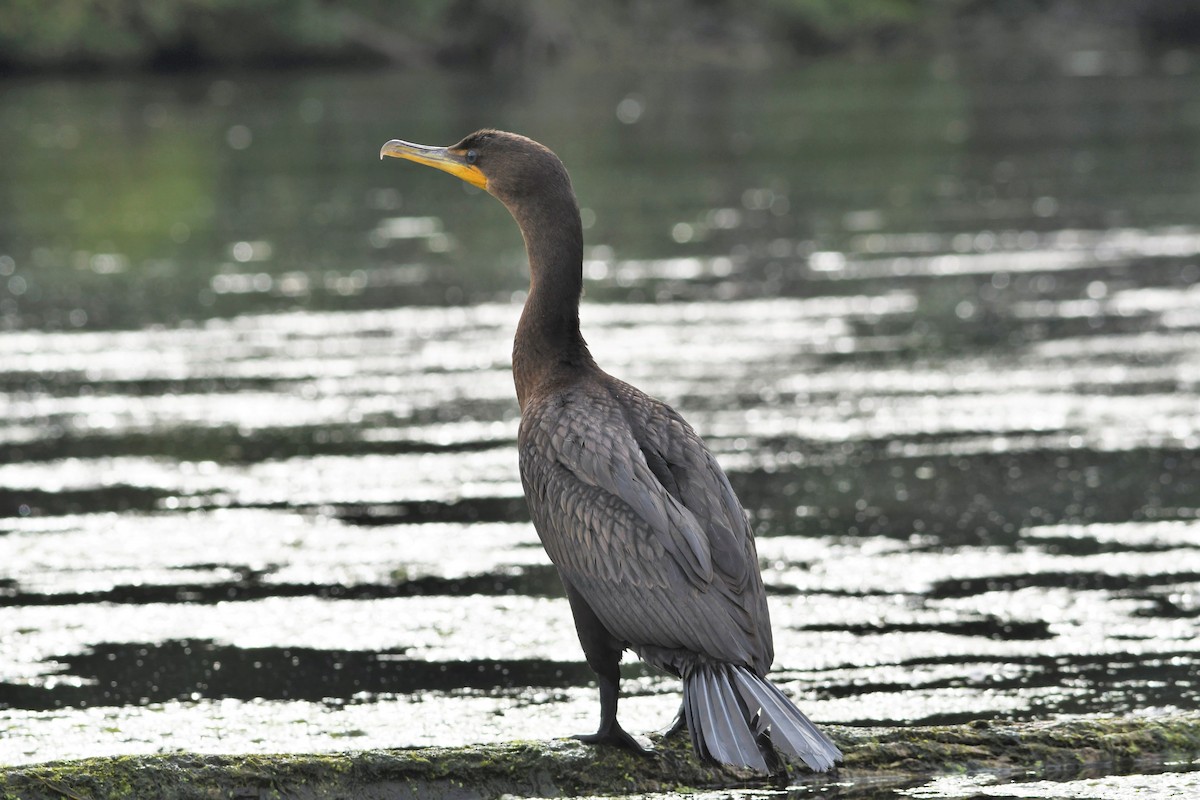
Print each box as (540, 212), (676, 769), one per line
(661, 701), (687, 739)
(563, 584), (652, 756)
(574, 670), (652, 756)
(759, 728), (788, 783)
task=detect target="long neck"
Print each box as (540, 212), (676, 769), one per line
(509, 191), (593, 411)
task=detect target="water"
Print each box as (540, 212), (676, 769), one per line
(644, 766), (1200, 799)
(2, 54), (1200, 792)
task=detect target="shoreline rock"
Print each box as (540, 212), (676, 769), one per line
(3, 714), (1198, 799)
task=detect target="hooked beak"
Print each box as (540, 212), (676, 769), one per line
(379, 139), (488, 190)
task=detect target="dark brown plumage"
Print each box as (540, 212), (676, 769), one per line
(381, 130), (841, 773)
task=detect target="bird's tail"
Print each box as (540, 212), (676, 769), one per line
(683, 662), (842, 773)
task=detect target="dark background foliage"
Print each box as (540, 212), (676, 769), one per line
(3, 0), (1200, 73)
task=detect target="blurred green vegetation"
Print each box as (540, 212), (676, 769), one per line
(0, 0), (1121, 72)
(4, 0), (1200, 73)
(0, 0), (352, 69)
(5, 0), (1200, 73)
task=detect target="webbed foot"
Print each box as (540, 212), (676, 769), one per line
(574, 725), (654, 756)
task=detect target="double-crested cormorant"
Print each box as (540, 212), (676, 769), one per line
(381, 130), (842, 773)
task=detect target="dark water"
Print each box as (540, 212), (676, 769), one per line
(2, 55), (1200, 796)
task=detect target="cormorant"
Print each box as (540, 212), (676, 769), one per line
(381, 130), (842, 773)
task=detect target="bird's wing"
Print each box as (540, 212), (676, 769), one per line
(623, 385), (759, 595)
(519, 382), (770, 668)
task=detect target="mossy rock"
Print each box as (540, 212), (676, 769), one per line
(3, 714), (1199, 800)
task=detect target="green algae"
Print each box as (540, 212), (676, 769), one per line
(2, 715), (1199, 800)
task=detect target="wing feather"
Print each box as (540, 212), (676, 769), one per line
(519, 379), (772, 671)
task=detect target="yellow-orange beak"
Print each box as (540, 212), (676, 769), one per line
(379, 139), (488, 190)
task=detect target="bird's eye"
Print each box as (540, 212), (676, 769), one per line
(465, 149), (479, 165)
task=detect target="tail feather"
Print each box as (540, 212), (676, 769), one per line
(684, 663), (842, 773)
(730, 667), (842, 772)
(687, 665), (768, 771)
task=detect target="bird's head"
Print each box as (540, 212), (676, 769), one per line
(380, 129), (573, 210)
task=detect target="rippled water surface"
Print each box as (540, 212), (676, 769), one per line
(2, 57), (1199, 774)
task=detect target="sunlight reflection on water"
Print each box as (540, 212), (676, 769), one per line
(4, 62), (1200, 772)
